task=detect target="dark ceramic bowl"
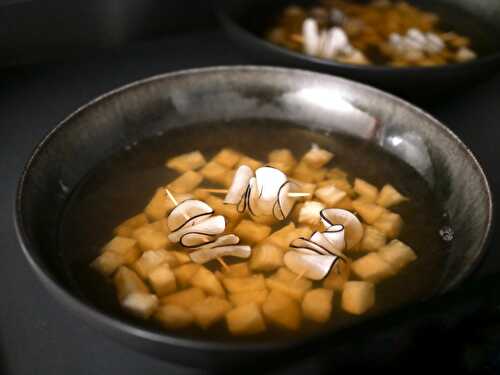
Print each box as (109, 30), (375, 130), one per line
(216, 0), (500, 97)
(14, 66), (492, 370)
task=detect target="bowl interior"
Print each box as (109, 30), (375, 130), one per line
(16, 67), (492, 344)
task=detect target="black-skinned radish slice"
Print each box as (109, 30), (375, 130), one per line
(189, 234), (251, 264)
(167, 199), (214, 232)
(168, 215), (226, 243)
(284, 251), (339, 280)
(320, 208), (363, 249)
(225, 165), (253, 204)
(320, 225), (346, 252)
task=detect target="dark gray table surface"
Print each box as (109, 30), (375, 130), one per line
(0, 31), (499, 375)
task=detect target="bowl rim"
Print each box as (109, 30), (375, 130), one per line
(14, 65), (493, 353)
(216, 6), (500, 73)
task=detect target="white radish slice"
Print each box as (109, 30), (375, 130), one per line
(303, 18), (320, 55)
(290, 237), (332, 256)
(190, 245), (251, 264)
(320, 208), (363, 249)
(167, 199), (213, 232)
(284, 251), (339, 280)
(320, 224), (346, 252)
(197, 234), (240, 248)
(224, 165), (253, 204)
(168, 215), (226, 243)
(255, 166), (287, 215)
(179, 233), (215, 248)
(273, 181), (295, 220)
(247, 176), (261, 216)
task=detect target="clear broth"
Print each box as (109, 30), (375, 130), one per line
(59, 121), (451, 342)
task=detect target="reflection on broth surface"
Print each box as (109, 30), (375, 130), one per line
(59, 121), (451, 341)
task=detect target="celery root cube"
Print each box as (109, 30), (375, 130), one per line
(266, 271), (312, 302)
(121, 292), (158, 319)
(173, 263), (201, 288)
(353, 178), (379, 203)
(191, 266), (225, 296)
(378, 240), (417, 272)
(360, 226), (387, 252)
(351, 253), (395, 283)
(376, 184), (407, 208)
(167, 170), (203, 194)
(372, 211), (403, 238)
(190, 297), (232, 329)
(327, 167), (348, 180)
(132, 249), (172, 279)
(222, 262), (251, 278)
(223, 275), (266, 293)
(233, 220), (271, 245)
(341, 281), (375, 315)
(302, 145), (334, 168)
(103, 236), (140, 265)
(268, 149), (297, 173)
(147, 264), (176, 296)
(292, 161), (327, 183)
(200, 161), (229, 185)
(166, 151), (206, 173)
(144, 188), (171, 221)
(302, 288), (333, 323)
(114, 266), (149, 300)
(315, 184), (347, 207)
(237, 156), (263, 171)
(132, 225), (169, 251)
(170, 251), (191, 265)
(114, 213), (148, 237)
(298, 201), (325, 226)
(323, 260), (350, 291)
(161, 287), (206, 308)
(250, 243), (284, 272)
(266, 223), (296, 250)
(262, 290), (301, 331)
(352, 200), (386, 224)
(229, 290), (269, 307)
(226, 303), (267, 335)
(154, 304), (194, 330)
(213, 148), (241, 168)
(91, 251), (126, 276)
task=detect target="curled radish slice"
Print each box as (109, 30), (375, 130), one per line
(320, 224), (346, 252)
(290, 237), (332, 256)
(224, 165), (253, 205)
(320, 208), (363, 249)
(273, 181), (295, 221)
(254, 166), (288, 216)
(168, 215), (226, 243)
(189, 234), (251, 264)
(179, 232), (215, 248)
(167, 199), (214, 232)
(284, 251), (339, 280)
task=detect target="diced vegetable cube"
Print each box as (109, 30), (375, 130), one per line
(268, 149), (297, 174)
(333, 196), (354, 211)
(193, 188), (211, 201)
(262, 290), (301, 331)
(223, 275), (266, 293)
(222, 262), (251, 278)
(266, 278), (307, 301)
(148, 264), (176, 296)
(132, 249), (173, 279)
(205, 195), (242, 223)
(330, 178), (355, 197)
(229, 290), (269, 306)
(170, 251), (191, 265)
(121, 292), (158, 319)
(250, 214), (276, 226)
(144, 188), (170, 220)
(237, 156), (263, 171)
(114, 266), (149, 301)
(327, 167), (348, 180)
(302, 288), (333, 323)
(154, 304), (194, 330)
(132, 225), (169, 251)
(226, 303), (267, 335)
(292, 161), (326, 183)
(200, 161), (229, 185)
(378, 240), (417, 272)
(167, 170), (203, 194)
(360, 226), (387, 252)
(298, 201), (325, 226)
(161, 287), (206, 308)
(266, 223), (296, 250)
(315, 185), (347, 207)
(376, 184), (407, 208)
(173, 263), (201, 288)
(114, 213), (148, 237)
(190, 297), (232, 329)
(213, 148), (241, 168)
(191, 266), (225, 296)
(294, 226), (314, 240)
(166, 151), (206, 173)
(372, 211), (404, 238)
(302, 145), (334, 168)
(273, 268), (313, 291)
(250, 243), (283, 272)
(352, 200), (386, 224)
(102, 236), (140, 265)
(233, 220), (271, 245)
(323, 260), (350, 290)
(341, 281), (375, 315)
(353, 178), (379, 203)
(351, 253), (395, 283)
(91, 251), (125, 276)
(294, 181), (316, 199)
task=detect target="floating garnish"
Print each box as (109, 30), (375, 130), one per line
(165, 190), (251, 266)
(320, 208), (363, 250)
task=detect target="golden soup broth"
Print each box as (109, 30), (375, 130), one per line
(59, 121), (451, 341)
